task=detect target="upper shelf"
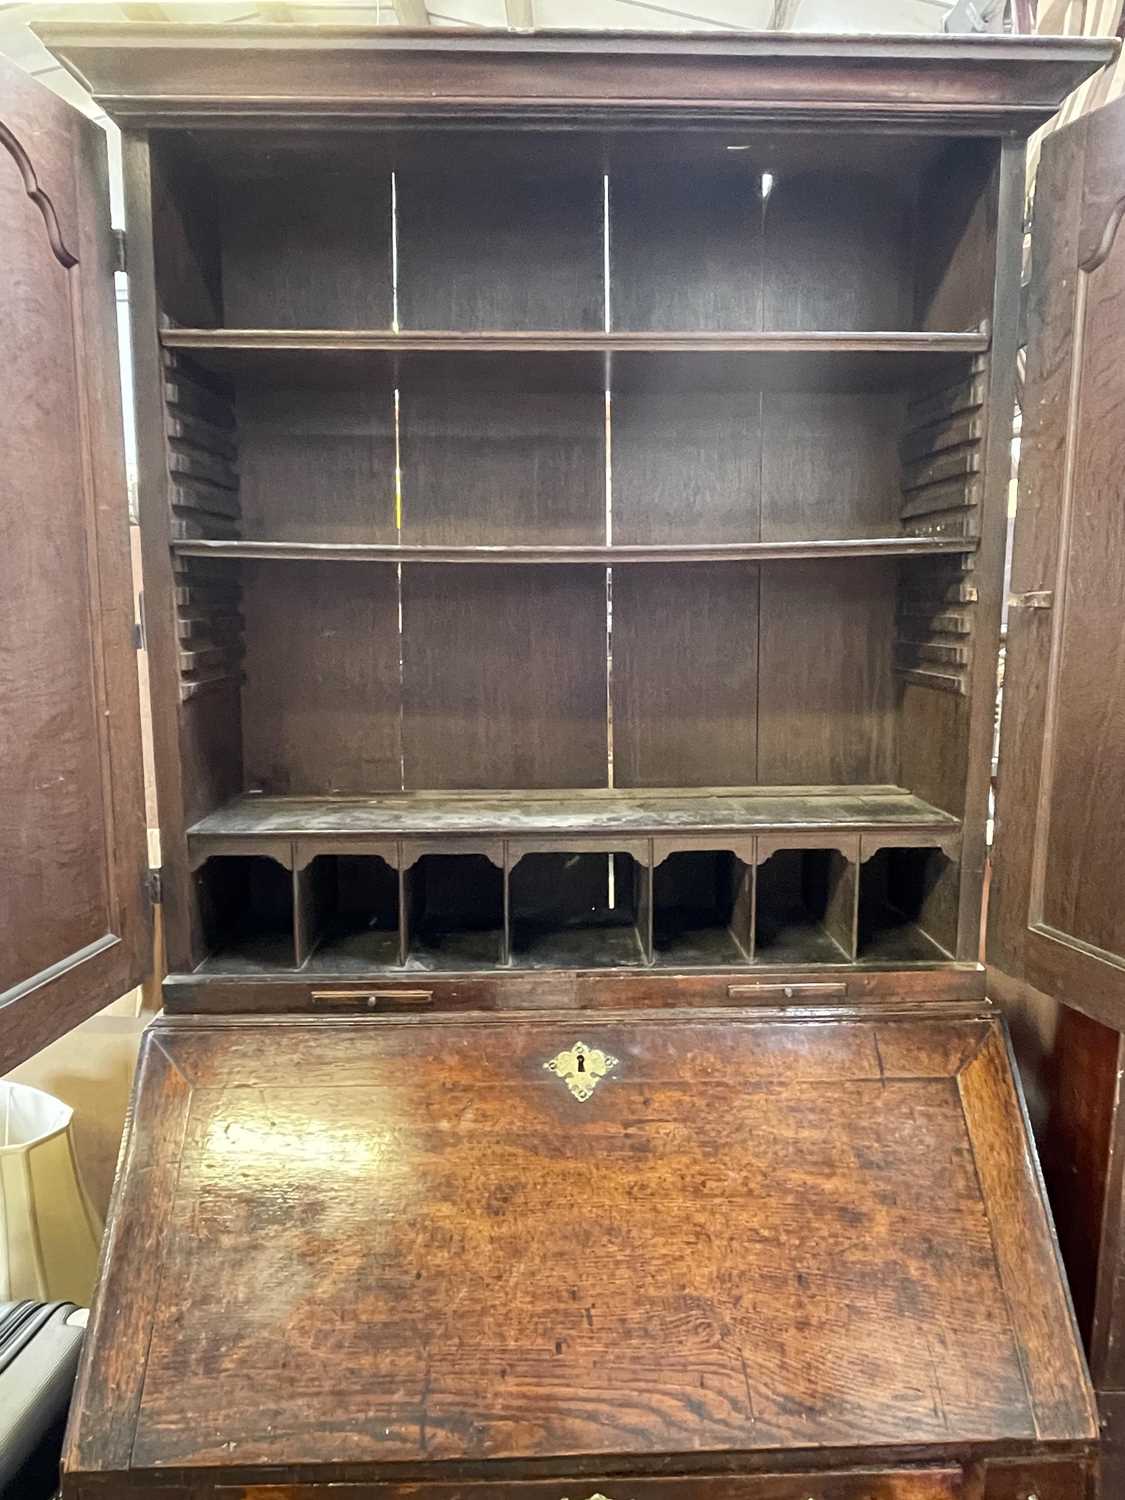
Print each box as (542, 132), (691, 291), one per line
(160, 328), (989, 393)
(173, 537), (977, 565)
(38, 26), (1118, 134)
(188, 785), (961, 845)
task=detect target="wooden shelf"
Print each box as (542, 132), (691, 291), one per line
(188, 786), (961, 846)
(173, 537), (977, 565)
(188, 791), (961, 975)
(161, 327), (989, 392)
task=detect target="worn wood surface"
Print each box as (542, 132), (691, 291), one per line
(187, 793), (963, 976)
(189, 787), (960, 840)
(63, 1010), (1095, 1493)
(0, 55), (148, 1068)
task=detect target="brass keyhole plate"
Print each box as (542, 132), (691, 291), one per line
(543, 1041), (619, 1102)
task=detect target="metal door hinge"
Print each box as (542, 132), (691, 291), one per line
(111, 227), (127, 274)
(1008, 589), (1054, 610)
(145, 868), (163, 905)
(134, 591), (146, 650)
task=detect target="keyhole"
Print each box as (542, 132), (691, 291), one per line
(576, 1054), (586, 1073)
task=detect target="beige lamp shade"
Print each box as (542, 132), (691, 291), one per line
(0, 1082), (103, 1304)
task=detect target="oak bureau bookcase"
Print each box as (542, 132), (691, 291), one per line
(2, 22), (1121, 1500)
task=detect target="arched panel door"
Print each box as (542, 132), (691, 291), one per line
(990, 93), (1125, 1028)
(0, 55), (148, 1071)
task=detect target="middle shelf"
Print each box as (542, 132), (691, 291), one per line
(173, 536), (977, 565)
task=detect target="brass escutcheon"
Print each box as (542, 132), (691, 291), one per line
(543, 1042), (618, 1101)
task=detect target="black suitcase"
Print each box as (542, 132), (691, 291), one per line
(0, 1301), (85, 1500)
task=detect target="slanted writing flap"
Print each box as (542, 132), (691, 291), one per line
(988, 93), (1125, 1029)
(64, 1011), (1094, 1484)
(0, 57), (148, 1069)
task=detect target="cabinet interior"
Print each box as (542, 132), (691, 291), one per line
(148, 125), (1001, 978)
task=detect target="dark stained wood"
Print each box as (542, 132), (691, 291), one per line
(952, 141), (1024, 964)
(858, 847), (958, 963)
(990, 96), (1125, 1016)
(6, 32), (1118, 1497)
(757, 559), (897, 785)
(149, 134), (222, 328)
(1090, 1074), (1125, 1394)
(163, 967), (989, 1012)
(754, 847), (856, 963)
(239, 384), (397, 543)
(172, 537), (978, 564)
(220, 157), (393, 330)
(610, 392), (760, 546)
(0, 55), (148, 1068)
(1037, 153), (1125, 963)
(1000, 974), (1119, 1349)
(399, 385), (605, 547)
(1100, 1389), (1125, 1499)
(241, 561), (403, 794)
(609, 162), (763, 332)
(760, 392), (903, 541)
(37, 26), (1117, 130)
(611, 565), (759, 787)
(61, 1011), (1096, 1492)
(397, 158), (602, 332)
(914, 139), (999, 334)
(762, 172), (912, 333)
(128, 132), (235, 972)
(51, 33), (1106, 1003)
(401, 565), (608, 789)
(899, 680), (970, 821)
(162, 324), (990, 360)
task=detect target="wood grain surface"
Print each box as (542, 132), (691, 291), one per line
(62, 1011), (1096, 1490)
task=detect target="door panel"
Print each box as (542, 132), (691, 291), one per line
(0, 57), (148, 1069)
(990, 95), (1125, 1029)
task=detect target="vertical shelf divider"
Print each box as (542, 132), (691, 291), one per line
(501, 839), (513, 967)
(293, 849), (316, 969)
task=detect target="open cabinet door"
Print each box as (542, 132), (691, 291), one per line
(0, 56), (148, 1072)
(989, 93), (1125, 1027)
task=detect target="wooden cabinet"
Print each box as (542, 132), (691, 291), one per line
(2, 21), (1121, 1500)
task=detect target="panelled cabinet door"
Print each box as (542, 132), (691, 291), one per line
(0, 56), (148, 1070)
(989, 93), (1125, 1028)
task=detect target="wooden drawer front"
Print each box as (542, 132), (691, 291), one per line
(206, 1470), (964, 1500)
(981, 1458), (1092, 1499)
(163, 965), (987, 1013)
